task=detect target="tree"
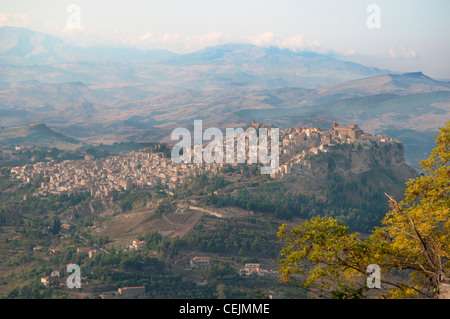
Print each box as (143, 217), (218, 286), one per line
(277, 121), (450, 299)
(379, 120), (450, 297)
(278, 216), (372, 298)
(50, 217), (60, 235)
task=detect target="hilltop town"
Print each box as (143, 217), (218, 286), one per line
(0, 122), (421, 299)
(8, 122), (408, 198)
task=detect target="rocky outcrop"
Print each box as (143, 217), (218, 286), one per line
(277, 134), (417, 197)
(61, 198), (116, 223)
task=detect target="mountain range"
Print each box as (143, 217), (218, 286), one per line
(0, 26), (389, 90)
(1, 26), (449, 169)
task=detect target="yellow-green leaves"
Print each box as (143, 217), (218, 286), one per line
(277, 121), (450, 299)
(278, 217), (369, 297)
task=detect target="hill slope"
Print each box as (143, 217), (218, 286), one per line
(0, 123), (84, 149)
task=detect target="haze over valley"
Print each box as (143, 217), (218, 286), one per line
(1, 27), (449, 169)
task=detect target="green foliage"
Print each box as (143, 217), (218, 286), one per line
(203, 262), (237, 279)
(379, 121), (450, 297)
(154, 199), (175, 217)
(277, 121), (450, 299)
(208, 181), (389, 232)
(0, 186), (92, 225)
(8, 280), (68, 299)
(278, 217), (372, 298)
(186, 218), (281, 258)
(143, 231), (163, 249)
(50, 217), (60, 235)
(178, 173), (229, 197)
(114, 191), (151, 212)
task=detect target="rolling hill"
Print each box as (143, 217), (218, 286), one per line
(0, 123), (84, 149)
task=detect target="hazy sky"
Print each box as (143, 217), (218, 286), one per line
(1, 0), (449, 78)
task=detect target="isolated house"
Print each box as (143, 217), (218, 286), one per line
(118, 286), (145, 296)
(61, 223), (71, 230)
(88, 249), (97, 258)
(77, 247), (91, 254)
(190, 256), (210, 268)
(50, 248), (61, 254)
(41, 276), (50, 286)
(130, 239), (146, 250)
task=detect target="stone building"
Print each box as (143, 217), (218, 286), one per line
(331, 122), (363, 139)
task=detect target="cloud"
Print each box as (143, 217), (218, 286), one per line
(133, 30), (324, 53)
(139, 32), (181, 45)
(388, 46), (417, 58)
(101, 30), (326, 54)
(343, 49), (356, 56)
(249, 31), (276, 47)
(248, 32), (325, 53)
(0, 12), (30, 27)
(278, 35), (305, 50)
(131, 31), (228, 52)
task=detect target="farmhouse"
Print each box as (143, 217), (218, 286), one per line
(190, 256), (211, 268)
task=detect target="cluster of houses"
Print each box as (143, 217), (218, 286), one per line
(8, 121), (395, 197)
(188, 256), (276, 278)
(41, 268), (146, 299)
(37, 236), (277, 296)
(10, 151), (181, 197)
(10, 147), (233, 198)
(272, 122), (398, 179)
(40, 263), (77, 288)
(40, 269), (63, 287)
(238, 263), (277, 278)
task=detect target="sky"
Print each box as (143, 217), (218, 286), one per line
(1, 0), (450, 79)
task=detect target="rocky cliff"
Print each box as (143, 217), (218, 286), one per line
(277, 132), (417, 199)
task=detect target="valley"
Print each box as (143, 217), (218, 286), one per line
(0, 23), (448, 301)
(0, 119), (418, 298)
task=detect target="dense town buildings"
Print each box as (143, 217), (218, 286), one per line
(10, 123), (397, 198)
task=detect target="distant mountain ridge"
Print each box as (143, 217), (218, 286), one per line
(0, 26), (390, 89)
(0, 26), (177, 65)
(255, 72), (450, 107)
(318, 71), (450, 95)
